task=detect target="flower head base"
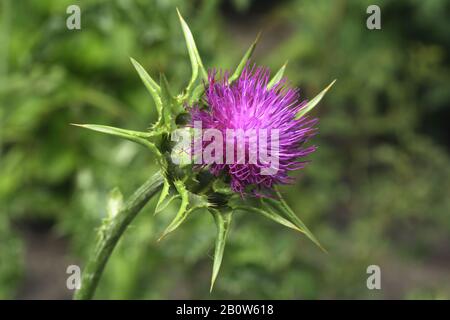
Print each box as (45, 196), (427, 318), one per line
(190, 65), (318, 195)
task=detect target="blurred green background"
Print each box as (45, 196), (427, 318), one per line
(1, 0), (449, 299)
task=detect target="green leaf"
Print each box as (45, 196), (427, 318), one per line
(295, 79), (336, 120)
(155, 179), (179, 214)
(229, 32), (261, 83)
(212, 179), (233, 195)
(71, 124), (164, 163)
(159, 74), (177, 130)
(177, 8), (208, 94)
(158, 180), (209, 240)
(155, 178), (170, 213)
(210, 208), (233, 292)
(71, 123), (150, 141)
(156, 191), (180, 214)
(188, 83), (205, 105)
(130, 58), (163, 124)
(159, 73), (175, 102)
(158, 180), (189, 240)
(106, 187), (123, 219)
(267, 188), (327, 252)
(232, 204), (300, 232)
(267, 61), (288, 89)
(159, 73), (181, 127)
(227, 194), (324, 251)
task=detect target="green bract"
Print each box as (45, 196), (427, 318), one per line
(73, 9), (334, 294)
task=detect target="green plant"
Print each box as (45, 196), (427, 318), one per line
(73, 9), (333, 299)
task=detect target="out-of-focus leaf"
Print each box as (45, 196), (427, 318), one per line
(0, 214), (23, 299)
(177, 8), (208, 93)
(295, 80), (336, 119)
(210, 208), (233, 292)
(229, 32), (261, 83)
(107, 187), (123, 219)
(267, 61), (288, 89)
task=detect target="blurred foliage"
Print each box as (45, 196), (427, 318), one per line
(1, 0), (449, 299)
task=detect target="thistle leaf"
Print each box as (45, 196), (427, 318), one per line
(106, 187), (123, 219)
(155, 177), (179, 214)
(233, 204), (299, 232)
(295, 79), (336, 120)
(159, 73), (182, 127)
(266, 188), (327, 252)
(71, 123), (150, 142)
(177, 9), (208, 93)
(212, 179), (233, 195)
(188, 83), (206, 105)
(229, 32), (261, 84)
(156, 191), (180, 214)
(130, 58), (163, 123)
(158, 180), (209, 240)
(159, 73), (175, 103)
(267, 61), (288, 89)
(71, 124), (164, 163)
(158, 180), (189, 240)
(210, 208), (233, 292)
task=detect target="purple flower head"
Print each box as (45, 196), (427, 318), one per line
(190, 65), (317, 196)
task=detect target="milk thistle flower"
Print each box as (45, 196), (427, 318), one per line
(72, 9), (335, 299)
(191, 66), (318, 195)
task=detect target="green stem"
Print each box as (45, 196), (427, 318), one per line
(73, 171), (164, 300)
